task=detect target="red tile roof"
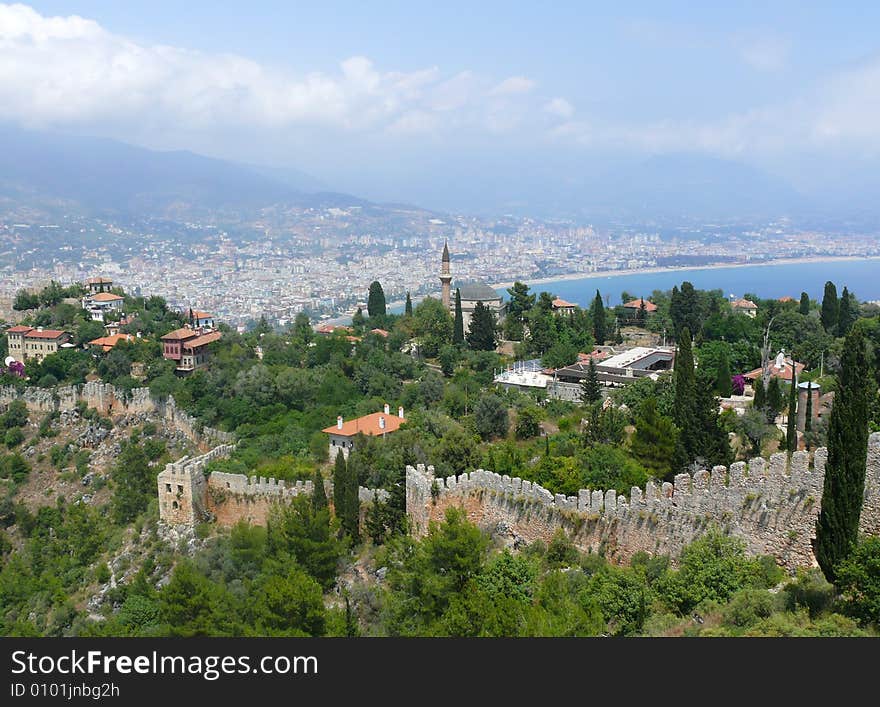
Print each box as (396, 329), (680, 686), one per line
(623, 298), (658, 312)
(323, 411), (406, 437)
(7, 325), (33, 333)
(743, 358), (806, 382)
(732, 298), (758, 310)
(90, 292), (124, 302)
(88, 334), (135, 351)
(161, 327), (198, 341)
(30, 329), (68, 340)
(184, 331), (222, 349)
(370, 328), (390, 337)
(552, 298), (577, 309)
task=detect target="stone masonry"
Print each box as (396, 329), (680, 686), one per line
(158, 445), (389, 529)
(406, 433), (880, 572)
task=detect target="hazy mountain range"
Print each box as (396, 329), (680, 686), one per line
(0, 124), (874, 226)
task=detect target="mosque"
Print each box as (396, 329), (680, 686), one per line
(439, 241), (506, 332)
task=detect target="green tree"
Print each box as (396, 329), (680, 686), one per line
(474, 394), (508, 440)
(506, 282), (535, 321)
(672, 327), (696, 469)
(820, 281), (838, 333)
(351, 307), (366, 331)
(251, 567), (326, 636)
(804, 381), (813, 433)
(766, 377), (784, 423)
(836, 536), (880, 626)
(515, 407), (542, 439)
(453, 288), (464, 345)
(816, 325), (872, 582)
(716, 349), (732, 397)
(111, 442), (152, 523)
(630, 397), (678, 479)
(799, 292), (810, 316)
(580, 358), (601, 405)
(342, 453), (361, 541)
(412, 297), (454, 358)
(405, 291), (413, 317)
(786, 377), (798, 454)
(12, 289), (39, 311)
(367, 280), (386, 318)
(590, 290), (607, 344)
(311, 469), (327, 512)
(837, 286), (857, 337)
(466, 301), (497, 351)
(267, 496), (341, 590)
(332, 449), (347, 518)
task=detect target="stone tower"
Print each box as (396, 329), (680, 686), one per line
(440, 240), (452, 308)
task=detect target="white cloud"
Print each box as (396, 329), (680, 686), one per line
(0, 4), (544, 139)
(544, 98), (574, 119)
(489, 76), (536, 96)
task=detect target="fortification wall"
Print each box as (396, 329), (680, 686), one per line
(0, 383), (232, 450)
(158, 443), (389, 529)
(407, 433), (880, 571)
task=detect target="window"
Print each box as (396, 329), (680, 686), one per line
(177, 484), (183, 494)
(172, 501), (179, 509)
(165, 483), (171, 492)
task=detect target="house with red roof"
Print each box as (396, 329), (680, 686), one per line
(322, 404), (406, 459)
(551, 298), (577, 315)
(6, 325), (71, 363)
(161, 326), (222, 373)
(622, 298), (658, 314)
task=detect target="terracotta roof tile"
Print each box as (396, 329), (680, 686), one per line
(322, 411), (406, 437)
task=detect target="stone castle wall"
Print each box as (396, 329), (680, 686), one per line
(407, 433), (880, 571)
(1, 382), (233, 450)
(158, 444), (389, 529)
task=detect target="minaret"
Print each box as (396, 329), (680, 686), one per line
(440, 240), (452, 308)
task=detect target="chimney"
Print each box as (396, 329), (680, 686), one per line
(384, 403), (390, 415)
(336, 416), (343, 430)
(379, 416), (386, 430)
(398, 406), (404, 419)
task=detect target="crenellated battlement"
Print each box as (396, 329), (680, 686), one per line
(406, 435), (879, 571)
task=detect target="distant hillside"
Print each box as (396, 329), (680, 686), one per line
(0, 124), (370, 218)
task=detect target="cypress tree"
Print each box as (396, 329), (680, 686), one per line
(365, 491), (387, 545)
(332, 448), (347, 517)
(716, 351), (732, 397)
(837, 286), (856, 337)
(580, 358), (601, 404)
(367, 280), (387, 318)
(693, 369), (733, 468)
(312, 469), (328, 512)
(785, 378), (798, 454)
(820, 281), (838, 333)
(753, 377), (766, 414)
(453, 288), (464, 345)
(405, 291), (413, 317)
(766, 377), (783, 423)
(590, 290), (607, 344)
(466, 300), (496, 351)
(816, 325), (872, 582)
(343, 454), (361, 542)
(805, 381), (813, 433)
(672, 327), (697, 469)
(799, 292), (810, 316)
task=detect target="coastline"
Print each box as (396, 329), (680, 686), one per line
(488, 255), (880, 291)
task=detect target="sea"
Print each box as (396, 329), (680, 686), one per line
(493, 258), (880, 307)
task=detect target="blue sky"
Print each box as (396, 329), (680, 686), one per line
(5, 2), (880, 212)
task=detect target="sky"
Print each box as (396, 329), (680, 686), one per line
(3, 2), (880, 213)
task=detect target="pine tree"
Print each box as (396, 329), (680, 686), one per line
(785, 378), (798, 454)
(693, 369), (733, 469)
(367, 280), (387, 318)
(816, 325), (872, 582)
(332, 449), (347, 518)
(837, 286), (856, 337)
(365, 491), (387, 545)
(351, 307), (365, 331)
(405, 292), (413, 317)
(312, 469), (328, 512)
(590, 290), (607, 344)
(820, 281), (838, 333)
(799, 292), (810, 316)
(466, 300), (496, 351)
(716, 351), (732, 397)
(453, 288), (464, 345)
(580, 358), (601, 405)
(630, 397), (678, 479)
